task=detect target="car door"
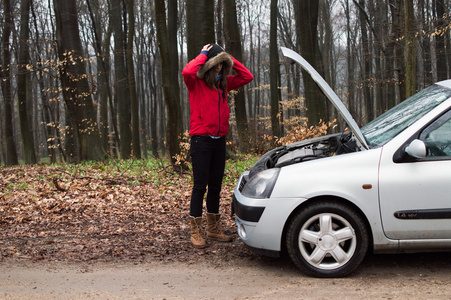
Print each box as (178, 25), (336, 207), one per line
(379, 109), (451, 240)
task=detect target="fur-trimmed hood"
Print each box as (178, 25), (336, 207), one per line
(196, 51), (234, 79)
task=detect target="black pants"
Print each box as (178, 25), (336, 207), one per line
(189, 135), (226, 218)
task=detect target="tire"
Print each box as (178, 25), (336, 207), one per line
(286, 201), (369, 278)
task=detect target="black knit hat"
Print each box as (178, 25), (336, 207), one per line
(197, 44), (234, 79)
(206, 44), (224, 60)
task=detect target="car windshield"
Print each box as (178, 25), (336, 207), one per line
(361, 84), (451, 147)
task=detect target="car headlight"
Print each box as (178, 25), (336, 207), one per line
(241, 168), (280, 199)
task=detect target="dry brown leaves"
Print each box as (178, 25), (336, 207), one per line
(277, 120), (338, 146)
(0, 164), (254, 264)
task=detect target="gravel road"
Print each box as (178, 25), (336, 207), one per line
(2, 251), (451, 299)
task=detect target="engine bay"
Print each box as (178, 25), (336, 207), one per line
(248, 132), (361, 179)
(270, 132), (360, 168)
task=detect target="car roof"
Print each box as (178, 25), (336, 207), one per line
(436, 79), (451, 89)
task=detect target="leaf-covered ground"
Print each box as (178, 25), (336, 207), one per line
(0, 157), (258, 264)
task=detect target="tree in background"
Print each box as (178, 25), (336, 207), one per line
(0, 0), (450, 165)
(86, 0), (115, 154)
(32, 0), (59, 163)
(53, 0), (106, 162)
(435, 0), (448, 81)
(405, 0), (416, 97)
(125, 0), (141, 158)
(294, 0), (326, 127)
(269, 0), (281, 138)
(186, 0), (215, 60)
(356, 0), (373, 122)
(155, 0), (183, 165)
(168, 0), (182, 132)
(390, 0), (406, 103)
(0, 0), (19, 166)
(111, 0), (131, 158)
(17, 0), (37, 164)
(224, 0), (251, 151)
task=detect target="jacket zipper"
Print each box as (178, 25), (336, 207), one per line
(217, 85), (221, 136)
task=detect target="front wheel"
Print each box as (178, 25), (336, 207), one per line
(286, 201), (369, 277)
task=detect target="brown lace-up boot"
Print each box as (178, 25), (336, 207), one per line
(206, 213), (233, 242)
(190, 216), (207, 248)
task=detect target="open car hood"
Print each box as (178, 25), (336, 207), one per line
(281, 47), (369, 149)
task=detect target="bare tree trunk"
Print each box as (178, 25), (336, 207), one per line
(86, 0), (115, 154)
(224, 0), (251, 150)
(136, 0), (148, 158)
(369, 1), (385, 117)
(149, 53), (159, 157)
(382, 0), (396, 112)
(269, 0), (281, 138)
(168, 0), (183, 132)
(125, 0), (141, 158)
(53, 0), (106, 162)
(405, 0), (416, 97)
(294, 0), (325, 126)
(155, 0), (183, 165)
(255, 7), (263, 137)
(435, 0), (448, 81)
(0, 0), (18, 165)
(17, 0), (37, 164)
(111, 0), (131, 158)
(216, 0), (224, 46)
(245, 3), (255, 122)
(356, 0), (373, 122)
(419, 0), (433, 87)
(345, 0), (356, 118)
(186, 0), (215, 60)
(319, 0), (335, 122)
(31, 2), (57, 163)
(390, 0), (406, 103)
(320, 0), (333, 87)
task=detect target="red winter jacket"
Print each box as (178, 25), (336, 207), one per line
(182, 53), (253, 137)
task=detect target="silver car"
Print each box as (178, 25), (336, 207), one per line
(232, 47), (451, 277)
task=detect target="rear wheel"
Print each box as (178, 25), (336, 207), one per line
(286, 201), (369, 277)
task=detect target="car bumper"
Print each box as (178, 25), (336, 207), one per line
(232, 173), (307, 254)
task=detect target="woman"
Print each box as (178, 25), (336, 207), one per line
(182, 44), (253, 248)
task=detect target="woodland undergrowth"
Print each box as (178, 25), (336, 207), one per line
(0, 154), (257, 263)
(0, 121), (334, 264)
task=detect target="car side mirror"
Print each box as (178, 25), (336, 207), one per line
(405, 139), (427, 158)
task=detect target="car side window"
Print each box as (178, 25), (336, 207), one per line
(419, 110), (451, 157)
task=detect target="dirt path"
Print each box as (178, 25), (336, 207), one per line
(2, 252), (451, 299)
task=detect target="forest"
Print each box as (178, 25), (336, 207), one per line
(0, 0), (450, 166)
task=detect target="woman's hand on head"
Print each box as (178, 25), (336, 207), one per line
(201, 44), (213, 52)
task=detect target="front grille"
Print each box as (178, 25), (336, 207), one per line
(238, 176), (247, 192)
